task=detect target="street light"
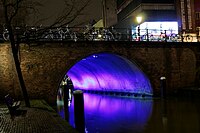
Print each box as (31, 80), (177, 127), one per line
(136, 16), (142, 41)
(136, 16), (142, 24)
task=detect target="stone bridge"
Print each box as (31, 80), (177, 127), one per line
(0, 41), (199, 105)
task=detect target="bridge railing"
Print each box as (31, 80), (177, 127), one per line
(0, 26), (200, 42)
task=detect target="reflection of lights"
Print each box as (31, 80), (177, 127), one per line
(83, 93), (152, 117)
(92, 55), (98, 58)
(67, 53), (152, 95)
(57, 93), (153, 132)
(57, 86), (72, 107)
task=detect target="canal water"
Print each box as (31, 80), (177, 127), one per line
(57, 93), (200, 133)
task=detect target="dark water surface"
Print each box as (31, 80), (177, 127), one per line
(57, 93), (200, 133)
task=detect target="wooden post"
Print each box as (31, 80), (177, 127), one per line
(160, 76), (168, 131)
(160, 77), (167, 99)
(74, 90), (85, 133)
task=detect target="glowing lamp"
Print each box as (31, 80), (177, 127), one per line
(136, 16), (142, 24)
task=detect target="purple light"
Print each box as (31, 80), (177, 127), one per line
(57, 93), (153, 132)
(67, 53), (152, 95)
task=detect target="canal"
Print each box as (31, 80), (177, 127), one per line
(57, 93), (200, 133)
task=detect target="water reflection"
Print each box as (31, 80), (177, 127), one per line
(57, 93), (153, 133)
(57, 91), (200, 133)
(145, 98), (200, 133)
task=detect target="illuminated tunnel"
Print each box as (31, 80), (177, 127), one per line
(67, 52), (153, 96)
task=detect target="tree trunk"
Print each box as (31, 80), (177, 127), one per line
(8, 25), (30, 107)
(2, 2), (30, 107)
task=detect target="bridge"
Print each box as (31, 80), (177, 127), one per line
(1, 26), (200, 42)
(0, 41), (199, 105)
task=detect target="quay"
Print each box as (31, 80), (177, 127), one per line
(0, 100), (78, 133)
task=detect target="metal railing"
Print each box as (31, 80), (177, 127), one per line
(0, 26), (200, 42)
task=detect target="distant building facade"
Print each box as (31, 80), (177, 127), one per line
(115, 0), (178, 41)
(116, 0), (177, 28)
(176, 0), (200, 33)
(115, 0), (200, 36)
(102, 0), (118, 28)
(195, 0), (200, 29)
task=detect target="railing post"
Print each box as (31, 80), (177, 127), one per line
(181, 30), (184, 42)
(129, 28), (132, 41)
(164, 30), (167, 42)
(138, 26), (140, 41)
(146, 29), (149, 41)
(74, 90), (85, 133)
(127, 28), (132, 41)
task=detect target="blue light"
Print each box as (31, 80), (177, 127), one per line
(67, 53), (152, 95)
(57, 93), (153, 132)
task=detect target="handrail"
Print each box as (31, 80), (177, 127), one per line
(0, 26), (199, 42)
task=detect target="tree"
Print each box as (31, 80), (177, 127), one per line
(0, 0), (91, 107)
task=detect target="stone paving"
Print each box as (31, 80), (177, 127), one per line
(0, 100), (78, 133)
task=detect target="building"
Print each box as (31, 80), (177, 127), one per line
(176, 0), (195, 33)
(115, 0), (200, 32)
(116, 0), (177, 27)
(113, 0), (200, 42)
(115, 0), (178, 41)
(102, 0), (118, 28)
(175, 0), (200, 41)
(195, 0), (200, 29)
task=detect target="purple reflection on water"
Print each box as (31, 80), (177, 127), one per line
(67, 53), (152, 95)
(57, 93), (153, 133)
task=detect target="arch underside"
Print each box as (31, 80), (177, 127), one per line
(67, 53), (153, 96)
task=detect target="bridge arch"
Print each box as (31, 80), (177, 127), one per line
(0, 42), (197, 105)
(59, 52), (153, 96)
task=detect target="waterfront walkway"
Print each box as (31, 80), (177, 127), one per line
(0, 100), (78, 133)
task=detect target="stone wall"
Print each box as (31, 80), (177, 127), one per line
(0, 42), (197, 105)
(0, 44), (19, 99)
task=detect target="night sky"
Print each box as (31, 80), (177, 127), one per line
(28, 0), (102, 26)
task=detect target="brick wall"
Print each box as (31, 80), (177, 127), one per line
(0, 42), (197, 104)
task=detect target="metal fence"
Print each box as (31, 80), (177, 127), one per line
(0, 26), (200, 42)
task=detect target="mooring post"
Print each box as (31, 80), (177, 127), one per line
(160, 76), (168, 132)
(74, 90), (85, 133)
(160, 76), (167, 99)
(63, 82), (69, 122)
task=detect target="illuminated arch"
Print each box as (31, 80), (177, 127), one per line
(67, 52), (153, 96)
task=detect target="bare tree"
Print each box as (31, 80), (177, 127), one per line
(0, 0), (91, 107)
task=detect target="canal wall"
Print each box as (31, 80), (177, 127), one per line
(0, 42), (197, 105)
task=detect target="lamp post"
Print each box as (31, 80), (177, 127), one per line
(136, 16), (142, 41)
